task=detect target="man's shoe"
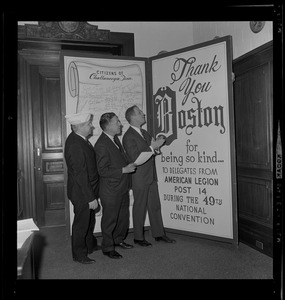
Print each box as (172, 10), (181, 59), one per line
(73, 257), (96, 264)
(155, 235), (176, 243)
(115, 242), (134, 249)
(88, 245), (102, 254)
(103, 250), (123, 259)
(134, 239), (152, 247)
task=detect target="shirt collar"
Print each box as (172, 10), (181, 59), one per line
(103, 131), (115, 141)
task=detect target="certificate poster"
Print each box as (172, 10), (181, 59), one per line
(150, 36), (238, 243)
(60, 52), (149, 233)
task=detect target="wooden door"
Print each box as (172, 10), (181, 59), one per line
(233, 41), (273, 257)
(19, 49), (65, 227)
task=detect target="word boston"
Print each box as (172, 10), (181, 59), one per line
(150, 36), (238, 245)
(177, 97), (225, 136)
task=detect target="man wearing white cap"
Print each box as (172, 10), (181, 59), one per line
(64, 112), (100, 264)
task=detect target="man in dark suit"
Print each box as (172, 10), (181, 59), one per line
(64, 112), (100, 264)
(94, 112), (136, 259)
(123, 105), (176, 247)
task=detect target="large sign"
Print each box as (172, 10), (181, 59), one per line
(151, 36), (238, 242)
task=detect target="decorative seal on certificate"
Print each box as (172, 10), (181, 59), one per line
(249, 21), (266, 33)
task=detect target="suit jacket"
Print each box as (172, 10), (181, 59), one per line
(94, 132), (131, 198)
(64, 131), (99, 205)
(123, 126), (157, 188)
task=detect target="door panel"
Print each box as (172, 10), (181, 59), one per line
(40, 67), (65, 226)
(37, 65), (65, 227)
(237, 176), (273, 225)
(41, 72), (62, 150)
(233, 42), (273, 257)
(234, 64), (272, 170)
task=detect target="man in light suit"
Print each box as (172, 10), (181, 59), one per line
(64, 112), (100, 264)
(94, 112), (136, 259)
(123, 105), (176, 247)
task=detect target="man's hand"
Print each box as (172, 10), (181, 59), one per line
(151, 136), (166, 150)
(122, 163), (137, 174)
(89, 199), (98, 210)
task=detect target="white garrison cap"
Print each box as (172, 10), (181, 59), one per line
(65, 112), (91, 125)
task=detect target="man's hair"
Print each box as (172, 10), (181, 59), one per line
(125, 105), (138, 124)
(99, 112), (116, 130)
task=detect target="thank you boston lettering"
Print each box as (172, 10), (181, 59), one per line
(154, 54), (225, 139)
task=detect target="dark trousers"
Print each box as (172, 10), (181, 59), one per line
(132, 181), (165, 240)
(100, 192), (130, 252)
(71, 202), (97, 260)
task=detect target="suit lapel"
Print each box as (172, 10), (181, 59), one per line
(129, 126), (148, 145)
(101, 132), (116, 150)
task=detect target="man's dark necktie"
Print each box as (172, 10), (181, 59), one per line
(114, 135), (130, 163)
(140, 129), (149, 145)
(113, 136), (123, 153)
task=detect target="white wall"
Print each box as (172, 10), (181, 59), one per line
(92, 21), (273, 59)
(18, 21), (273, 60)
(90, 22), (194, 57)
(192, 21), (273, 59)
